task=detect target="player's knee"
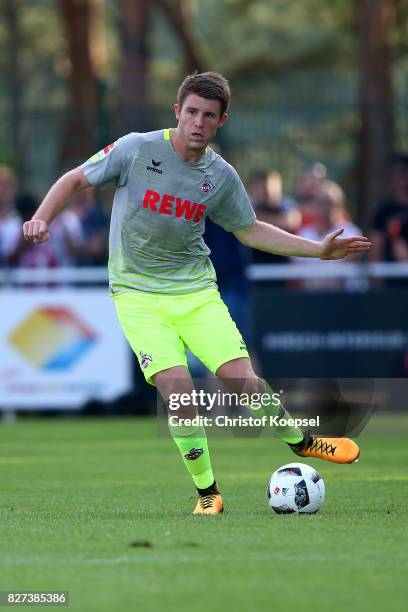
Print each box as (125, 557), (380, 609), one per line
(153, 366), (197, 418)
(216, 357), (256, 380)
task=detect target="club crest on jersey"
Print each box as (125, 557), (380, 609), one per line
(201, 175), (214, 193)
(139, 351), (153, 369)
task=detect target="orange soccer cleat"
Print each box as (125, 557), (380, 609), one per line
(289, 432), (360, 464)
(193, 482), (224, 515)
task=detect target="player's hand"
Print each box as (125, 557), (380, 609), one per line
(23, 219), (50, 243)
(320, 228), (372, 260)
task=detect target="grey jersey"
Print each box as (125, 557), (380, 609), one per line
(81, 129), (255, 294)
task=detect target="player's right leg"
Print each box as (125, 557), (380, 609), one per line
(113, 291), (222, 514)
(153, 366), (223, 515)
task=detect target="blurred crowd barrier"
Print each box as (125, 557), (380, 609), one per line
(0, 263), (407, 415)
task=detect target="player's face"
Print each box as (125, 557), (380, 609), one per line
(175, 94), (228, 150)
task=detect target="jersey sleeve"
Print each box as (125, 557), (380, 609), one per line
(81, 133), (142, 188)
(209, 165), (256, 232)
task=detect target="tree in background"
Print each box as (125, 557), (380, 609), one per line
(118, 0), (151, 134)
(60, 0), (102, 167)
(1, 0), (407, 218)
(357, 0), (396, 228)
(1, 0), (27, 185)
(155, 0), (204, 73)
(118, 0), (204, 134)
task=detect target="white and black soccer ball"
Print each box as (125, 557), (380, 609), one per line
(266, 462), (325, 514)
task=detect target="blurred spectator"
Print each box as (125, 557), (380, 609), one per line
(292, 180), (362, 290)
(70, 187), (109, 266)
(249, 170), (298, 264)
(370, 154), (408, 262)
(205, 219), (252, 344)
(293, 162), (327, 229)
(206, 144), (254, 350)
(250, 170), (297, 229)
(12, 192), (84, 268)
(0, 166), (21, 265)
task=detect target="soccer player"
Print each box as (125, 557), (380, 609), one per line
(23, 72), (371, 515)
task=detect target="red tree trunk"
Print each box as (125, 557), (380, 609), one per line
(2, 0), (27, 186)
(155, 0), (205, 73)
(60, 0), (99, 167)
(118, 0), (152, 133)
(357, 0), (396, 228)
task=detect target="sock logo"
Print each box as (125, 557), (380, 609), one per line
(184, 447), (204, 460)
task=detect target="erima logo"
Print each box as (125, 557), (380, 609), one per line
(147, 159), (163, 174)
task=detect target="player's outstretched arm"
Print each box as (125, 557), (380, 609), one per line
(234, 221), (371, 260)
(23, 167), (90, 244)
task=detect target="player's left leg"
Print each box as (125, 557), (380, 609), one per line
(177, 286), (359, 464)
(175, 286), (304, 443)
(217, 359), (360, 464)
(216, 358), (305, 444)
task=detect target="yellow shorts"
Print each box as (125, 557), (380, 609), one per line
(113, 285), (249, 385)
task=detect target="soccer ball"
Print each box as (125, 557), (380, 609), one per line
(266, 462), (325, 514)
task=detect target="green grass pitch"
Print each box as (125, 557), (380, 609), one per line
(0, 416), (407, 612)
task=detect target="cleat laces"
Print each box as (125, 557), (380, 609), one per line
(199, 494), (218, 510)
(307, 436), (336, 457)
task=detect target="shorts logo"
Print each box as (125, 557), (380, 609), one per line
(139, 351), (153, 369)
(240, 340), (247, 351)
(202, 175), (214, 193)
(184, 447), (204, 460)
